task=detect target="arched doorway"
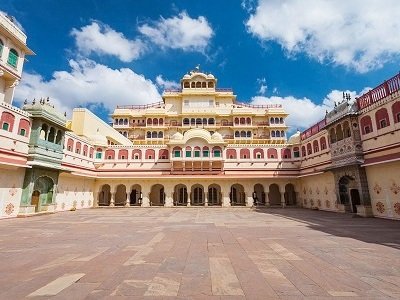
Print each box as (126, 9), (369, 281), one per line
(253, 184), (265, 206)
(284, 184), (297, 206)
(150, 184), (165, 206)
(174, 184), (188, 206)
(99, 184), (111, 206)
(191, 184), (204, 206)
(130, 184), (142, 206)
(31, 190), (40, 212)
(208, 184), (221, 206)
(230, 184), (245, 206)
(268, 184), (281, 206)
(115, 184), (126, 206)
(31, 176), (54, 211)
(339, 176), (359, 213)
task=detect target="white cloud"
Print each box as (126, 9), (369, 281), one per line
(138, 11), (214, 52)
(257, 77), (268, 95)
(250, 89), (360, 131)
(246, 0), (400, 72)
(14, 59), (161, 116)
(155, 75), (180, 90)
(71, 22), (146, 62)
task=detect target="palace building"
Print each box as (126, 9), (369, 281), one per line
(1, 14), (400, 220)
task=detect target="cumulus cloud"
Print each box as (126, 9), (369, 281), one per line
(14, 59), (161, 116)
(155, 75), (180, 90)
(138, 11), (214, 52)
(71, 22), (146, 62)
(246, 0), (400, 72)
(250, 89), (361, 131)
(257, 77), (268, 95)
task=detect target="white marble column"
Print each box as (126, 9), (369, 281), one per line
(125, 191), (131, 207)
(110, 192), (115, 207)
(264, 184), (270, 207)
(280, 185), (285, 208)
(205, 191), (208, 207)
(142, 191), (150, 207)
(165, 191), (173, 207)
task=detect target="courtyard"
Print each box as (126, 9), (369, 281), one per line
(0, 208), (399, 299)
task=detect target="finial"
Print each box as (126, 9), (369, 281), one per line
(32, 98), (36, 105)
(195, 64), (200, 71)
(342, 91), (345, 101)
(64, 112), (67, 117)
(47, 97), (50, 103)
(23, 99), (27, 105)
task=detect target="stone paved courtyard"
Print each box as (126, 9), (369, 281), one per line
(0, 208), (400, 299)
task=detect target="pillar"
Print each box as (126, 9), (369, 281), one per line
(125, 191), (130, 207)
(165, 191), (173, 207)
(264, 184), (270, 207)
(110, 192), (115, 207)
(280, 186), (285, 208)
(95, 192), (100, 207)
(246, 187), (253, 207)
(142, 192), (150, 207)
(205, 191), (208, 207)
(222, 191), (231, 207)
(187, 184), (191, 207)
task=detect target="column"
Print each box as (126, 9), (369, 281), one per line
(141, 192), (150, 207)
(264, 184), (270, 207)
(125, 191), (131, 207)
(95, 192), (100, 207)
(246, 187), (253, 207)
(187, 184), (191, 207)
(280, 186), (285, 208)
(205, 191), (208, 207)
(110, 192), (115, 207)
(165, 191), (173, 207)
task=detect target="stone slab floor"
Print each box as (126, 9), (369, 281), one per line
(0, 208), (400, 300)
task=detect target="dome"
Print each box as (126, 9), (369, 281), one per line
(288, 130), (301, 144)
(183, 74), (190, 79)
(211, 131), (223, 140)
(207, 73), (215, 79)
(89, 134), (108, 147)
(171, 132), (184, 140)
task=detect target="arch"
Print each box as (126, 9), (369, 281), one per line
(129, 184), (142, 206)
(281, 148), (291, 159)
(17, 118), (30, 137)
(212, 146), (222, 157)
(375, 107), (390, 129)
(280, 117), (284, 124)
(330, 128), (336, 143)
(247, 131), (252, 137)
(208, 118), (215, 125)
(313, 140), (319, 153)
(132, 149), (142, 159)
(153, 118), (158, 126)
(183, 118), (190, 125)
(281, 130), (285, 137)
(293, 147), (300, 158)
(253, 184), (265, 205)
(75, 141), (81, 154)
(115, 184), (127, 206)
(83, 144), (88, 156)
(274, 117), (279, 124)
(343, 121), (351, 138)
(124, 119), (128, 125)
(268, 184), (281, 206)
(173, 146), (182, 158)
(392, 101), (400, 123)
(146, 131), (151, 138)
(118, 149), (128, 159)
(185, 146), (192, 158)
(336, 124), (344, 141)
(191, 184), (204, 205)
(145, 149), (155, 159)
(208, 81), (214, 88)
(246, 117), (251, 124)
(184, 82), (190, 88)
(320, 136), (327, 150)
(31, 176), (54, 211)
(151, 131), (157, 138)
(89, 147), (94, 158)
(202, 146), (209, 157)
(0, 111), (15, 132)
(202, 82), (207, 88)
(67, 138), (74, 151)
(47, 127), (55, 143)
(193, 146), (201, 157)
(240, 117), (245, 125)
(240, 131), (246, 137)
(105, 149), (115, 159)
(158, 131), (163, 138)
(159, 148), (169, 159)
(118, 119), (123, 125)
(271, 131), (276, 137)
(234, 117), (239, 125)
(254, 148), (264, 159)
(240, 148), (250, 159)
(174, 184), (188, 206)
(196, 82), (201, 88)
(360, 115), (373, 134)
(55, 130), (62, 145)
(150, 184), (165, 206)
(8, 48), (19, 68)
(159, 118), (163, 125)
(208, 184), (221, 206)
(191, 118), (196, 125)
(230, 184), (245, 206)
(202, 118), (207, 125)
(270, 117), (275, 124)
(301, 146), (306, 157)
(98, 184), (111, 206)
(226, 148), (237, 159)
(306, 143), (312, 155)
(147, 118), (152, 125)
(191, 82), (195, 88)
(95, 148), (103, 159)
(284, 184), (297, 206)
(235, 131), (240, 138)
(267, 148), (277, 159)
(276, 131), (281, 137)
(196, 118), (202, 125)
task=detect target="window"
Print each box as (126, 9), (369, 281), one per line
(134, 154), (139, 159)
(174, 150), (181, 158)
(96, 152), (102, 159)
(380, 119), (387, 128)
(18, 128), (25, 136)
(7, 49), (18, 68)
(83, 151), (87, 156)
(67, 146), (72, 151)
(293, 149), (300, 158)
(364, 126), (371, 134)
(213, 150), (221, 157)
(397, 113), (400, 123)
(2, 122), (9, 131)
(194, 150), (200, 157)
(186, 150), (191, 157)
(121, 156), (125, 159)
(203, 150), (209, 157)
(256, 153), (261, 159)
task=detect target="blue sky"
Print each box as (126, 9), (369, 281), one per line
(2, 0), (400, 132)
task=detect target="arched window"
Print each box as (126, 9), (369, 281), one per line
(253, 148), (264, 159)
(392, 101), (400, 123)
(124, 119), (128, 125)
(119, 119), (123, 125)
(67, 138), (74, 152)
(191, 82), (195, 88)
(281, 148), (291, 159)
(293, 147), (300, 158)
(132, 149), (142, 159)
(8, 48), (19, 68)
(313, 140), (319, 152)
(118, 149), (128, 159)
(145, 149), (155, 159)
(212, 146), (222, 157)
(240, 148), (250, 159)
(343, 121), (351, 138)
(270, 118), (275, 124)
(196, 118), (202, 125)
(330, 128), (336, 143)
(276, 131), (281, 137)
(301, 146), (306, 157)
(226, 149), (237, 159)
(267, 148), (277, 159)
(336, 124), (344, 141)
(191, 118), (195, 125)
(202, 146), (209, 157)
(202, 118), (207, 125)
(208, 118), (215, 125)
(185, 146), (192, 158)
(202, 82), (207, 88)
(83, 145), (88, 156)
(194, 146), (201, 157)
(271, 131), (275, 137)
(234, 118), (239, 125)
(320, 136), (327, 150)
(307, 143), (312, 155)
(196, 82), (201, 88)
(280, 117), (284, 124)
(183, 118), (189, 125)
(48, 127), (55, 143)
(147, 118), (152, 125)
(173, 147), (182, 158)
(360, 115), (373, 134)
(105, 149), (115, 160)
(159, 149), (169, 159)
(208, 82), (214, 88)
(95, 148), (102, 159)
(375, 108), (390, 129)
(235, 131), (240, 138)
(159, 118), (163, 125)
(75, 142), (81, 154)
(158, 131), (163, 138)
(89, 147), (94, 158)
(246, 131), (251, 137)
(240, 118), (245, 125)
(17, 118), (30, 137)
(246, 117), (251, 124)
(274, 117), (279, 124)
(153, 118), (158, 126)
(184, 82), (190, 88)
(146, 131), (151, 138)
(0, 111), (15, 132)
(151, 131), (157, 138)
(281, 131), (285, 137)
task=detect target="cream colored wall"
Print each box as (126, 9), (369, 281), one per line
(55, 174), (95, 211)
(0, 166), (25, 218)
(299, 171), (338, 211)
(365, 161), (400, 219)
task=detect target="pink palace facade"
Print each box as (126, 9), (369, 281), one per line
(1, 13), (400, 220)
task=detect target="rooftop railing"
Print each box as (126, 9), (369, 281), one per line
(356, 72), (400, 110)
(301, 119), (326, 141)
(234, 102), (282, 109)
(116, 101), (164, 110)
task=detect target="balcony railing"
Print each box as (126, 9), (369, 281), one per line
(235, 102), (282, 109)
(116, 101), (164, 110)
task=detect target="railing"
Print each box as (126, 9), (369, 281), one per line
(235, 102), (282, 109)
(216, 88), (233, 92)
(164, 89), (182, 93)
(301, 119), (326, 141)
(218, 122), (233, 126)
(357, 73), (400, 110)
(116, 101), (164, 109)
(257, 121), (269, 126)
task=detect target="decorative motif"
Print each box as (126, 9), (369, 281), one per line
(303, 199), (308, 205)
(325, 200), (330, 208)
(9, 185), (17, 197)
(317, 199), (321, 207)
(324, 186), (328, 195)
(88, 200), (92, 207)
(72, 200), (77, 209)
(5, 203), (14, 215)
(309, 187), (312, 195)
(74, 187), (78, 195)
(310, 199), (314, 206)
(81, 200), (85, 207)
(390, 182), (400, 195)
(394, 203), (400, 215)
(303, 187), (306, 195)
(376, 201), (385, 214)
(374, 183), (382, 195)
(316, 187), (320, 195)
